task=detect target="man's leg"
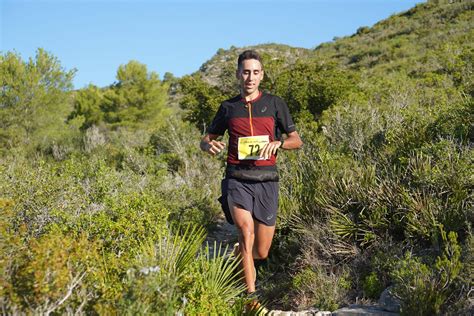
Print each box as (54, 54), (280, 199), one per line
(252, 180), (278, 260)
(253, 221), (275, 260)
(230, 203), (257, 293)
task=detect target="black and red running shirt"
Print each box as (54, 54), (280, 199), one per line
(207, 91), (296, 167)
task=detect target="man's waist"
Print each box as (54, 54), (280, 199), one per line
(225, 164), (278, 182)
(226, 164), (277, 172)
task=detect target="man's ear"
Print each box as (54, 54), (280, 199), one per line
(235, 69), (240, 79)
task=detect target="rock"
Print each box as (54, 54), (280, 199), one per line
(268, 311), (294, 316)
(378, 287), (401, 313)
(332, 305), (399, 316)
(268, 309), (328, 316)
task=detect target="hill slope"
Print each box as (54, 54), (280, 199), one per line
(194, 2), (472, 97)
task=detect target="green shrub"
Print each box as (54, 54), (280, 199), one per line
(178, 75), (228, 130)
(362, 272), (384, 299)
(69, 61), (171, 130)
(184, 243), (245, 315)
(0, 49), (76, 155)
(272, 60), (359, 120)
(391, 231), (462, 315)
(290, 267), (350, 311)
(119, 226), (246, 315)
(2, 229), (101, 314)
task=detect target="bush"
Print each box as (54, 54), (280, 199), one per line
(391, 231), (463, 315)
(1, 227), (101, 314)
(362, 272), (384, 299)
(289, 267), (351, 311)
(118, 226), (246, 315)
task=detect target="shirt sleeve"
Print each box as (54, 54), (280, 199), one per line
(275, 97), (296, 134)
(206, 103), (228, 135)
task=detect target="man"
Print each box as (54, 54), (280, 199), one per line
(200, 50), (303, 301)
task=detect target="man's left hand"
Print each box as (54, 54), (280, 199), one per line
(259, 141), (282, 160)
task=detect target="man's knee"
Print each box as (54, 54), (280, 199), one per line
(254, 247), (269, 260)
(237, 222), (254, 239)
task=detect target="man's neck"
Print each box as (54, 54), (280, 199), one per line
(241, 90), (260, 102)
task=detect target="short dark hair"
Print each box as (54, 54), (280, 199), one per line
(237, 50), (263, 70)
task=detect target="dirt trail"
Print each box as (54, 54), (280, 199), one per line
(204, 215), (238, 257)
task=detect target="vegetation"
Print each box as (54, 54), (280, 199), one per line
(1, 1), (472, 314)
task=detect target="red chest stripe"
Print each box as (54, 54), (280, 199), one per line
(227, 116), (276, 166)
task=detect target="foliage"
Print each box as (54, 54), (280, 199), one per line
(0, 49), (78, 156)
(288, 267), (351, 311)
(149, 118), (225, 227)
(271, 60), (360, 121)
(362, 272), (384, 300)
(183, 243), (246, 315)
(69, 60), (171, 130)
(1, 190), (246, 314)
(178, 74), (229, 132)
(391, 231), (463, 315)
(119, 225), (207, 314)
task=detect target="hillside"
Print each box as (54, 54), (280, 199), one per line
(198, 43), (311, 91)
(313, 1), (473, 84)
(194, 1), (472, 97)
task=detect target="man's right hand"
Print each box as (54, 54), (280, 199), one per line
(202, 140), (226, 155)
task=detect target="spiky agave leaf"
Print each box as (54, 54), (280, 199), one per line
(122, 224), (207, 313)
(140, 224), (206, 275)
(201, 241), (246, 304)
(328, 206), (360, 241)
(170, 225), (207, 275)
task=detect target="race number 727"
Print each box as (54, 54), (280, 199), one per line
(237, 135), (269, 160)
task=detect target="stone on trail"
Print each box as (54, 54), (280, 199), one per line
(268, 309), (330, 315)
(332, 305), (400, 316)
(378, 287), (401, 313)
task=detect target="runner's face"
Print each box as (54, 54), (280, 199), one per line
(237, 59), (264, 98)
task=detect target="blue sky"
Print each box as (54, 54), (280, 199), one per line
(2, 0), (424, 89)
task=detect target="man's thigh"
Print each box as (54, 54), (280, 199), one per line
(230, 202), (254, 232)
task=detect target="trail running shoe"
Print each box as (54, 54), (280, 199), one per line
(245, 298), (268, 315)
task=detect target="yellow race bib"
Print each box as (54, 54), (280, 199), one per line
(238, 135), (269, 160)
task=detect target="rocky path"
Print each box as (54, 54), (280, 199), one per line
(269, 306), (399, 315)
(205, 216), (400, 316)
(204, 215), (238, 257)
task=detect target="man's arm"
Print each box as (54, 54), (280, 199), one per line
(259, 131), (303, 159)
(280, 131), (303, 150)
(200, 133), (226, 155)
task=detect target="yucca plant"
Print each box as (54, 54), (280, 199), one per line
(119, 225), (249, 314)
(184, 242), (247, 315)
(119, 225), (206, 314)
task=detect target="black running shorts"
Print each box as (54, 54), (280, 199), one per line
(218, 178), (279, 226)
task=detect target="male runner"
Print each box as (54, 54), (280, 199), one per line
(200, 50), (303, 300)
